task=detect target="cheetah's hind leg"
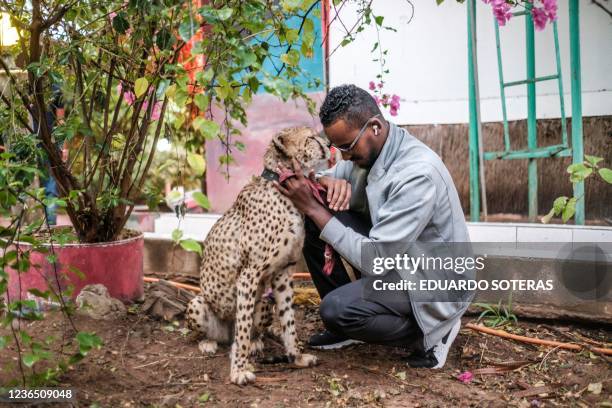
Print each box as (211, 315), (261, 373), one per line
(186, 295), (231, 355)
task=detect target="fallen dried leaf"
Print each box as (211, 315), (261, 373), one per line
(588, 382), (602, 395)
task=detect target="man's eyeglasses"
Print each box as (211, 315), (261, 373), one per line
(331, 114), (380, 153)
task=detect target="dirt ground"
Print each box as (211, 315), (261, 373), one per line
(1, 283), (611, 407)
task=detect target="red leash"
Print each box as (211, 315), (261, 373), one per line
(278, 170), (336, 276)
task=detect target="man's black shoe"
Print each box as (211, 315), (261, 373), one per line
(308, 330), (363, 350)
(406, 319), (461, 369)
(405, 349), (438, 368)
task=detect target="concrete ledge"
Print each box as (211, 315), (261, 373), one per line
(143, 234), (201, 282)
(475, 257), (611, 324)
(144, 234), (611, 323)
(153, 214), (612, 244)
(466, 222), (612, 243)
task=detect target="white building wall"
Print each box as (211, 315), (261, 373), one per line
(328, 0), (612, 125)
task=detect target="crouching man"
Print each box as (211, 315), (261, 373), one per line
(275, 84), (473, 368)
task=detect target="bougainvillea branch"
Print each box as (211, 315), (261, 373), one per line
(482, 0), (558, 30)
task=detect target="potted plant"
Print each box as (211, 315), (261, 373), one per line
(0, 0), (324, 302)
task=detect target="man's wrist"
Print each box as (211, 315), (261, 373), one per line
(306, 204), (333, 230)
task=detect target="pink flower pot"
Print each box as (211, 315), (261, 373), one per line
(7, 231), (144, 303)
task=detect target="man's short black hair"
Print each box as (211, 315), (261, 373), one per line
(319, 84), (382, 129)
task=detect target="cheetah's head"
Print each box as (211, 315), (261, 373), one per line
(263, 126), (331, 174)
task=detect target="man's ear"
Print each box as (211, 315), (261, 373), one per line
(372, 117), (384, 136)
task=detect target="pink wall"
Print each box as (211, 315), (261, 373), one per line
(206, 92), (325, 213)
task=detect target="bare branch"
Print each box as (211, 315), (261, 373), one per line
(592, 0), (612, 18)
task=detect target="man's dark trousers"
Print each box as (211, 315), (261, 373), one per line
(302, 212), (421, 347)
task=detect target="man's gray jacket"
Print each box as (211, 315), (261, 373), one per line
(319, 122), (473, 350)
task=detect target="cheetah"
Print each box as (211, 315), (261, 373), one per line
(186, 126), (330, 385)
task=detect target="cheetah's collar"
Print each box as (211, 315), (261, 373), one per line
(260, 168), (280, 182)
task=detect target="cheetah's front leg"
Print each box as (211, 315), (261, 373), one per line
(230, 270), (260, 385)
(272, 270), (318, 368)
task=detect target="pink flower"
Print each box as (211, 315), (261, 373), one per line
(531, 7), (548, 31)
(373, 95), (381, 105)
(124, 92), (136, 105)
(377, 82), (383, 89)
(483, 0), (513, 26)
(457, 371), (473, 383)
(389, 107), (398, 116)
(109, 12), (117, 20)
(117, 82), (136, 106)
(369, 81), (376, 90)
(542, 0), (558, 21)
(151, 101), (162, 121)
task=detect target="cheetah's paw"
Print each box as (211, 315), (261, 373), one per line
(230, 369), (256, 385)
(249, 337), (264, 356)
(294, 353), (318, 368)
(198, 340), (218, 354)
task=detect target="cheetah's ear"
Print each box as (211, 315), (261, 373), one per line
(312, 132), (331, 160)
(272, 131), (290, 157)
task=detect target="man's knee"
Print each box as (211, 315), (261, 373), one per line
(320, 293), (366, 333)
(319, 293), (344, 331)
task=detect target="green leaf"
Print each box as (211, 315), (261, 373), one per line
(585, 155), (603, 167)
(112, 13), (130, 34)
(180, 239), (202, 256)
(23, 353), (40, 368)
(171, 228), (183, 243)
(134, 77), (149, 98)
(302, 19), (315, 47)
(567, 163), (592, 183)
(28, 288), (50, 299)
(285, 28), (299, 43)
(280, 50), (300, 67)
(192, 192), (211, 210)
(191, 41), (205, 54)
(187, 152), (206, 176)
(20, 331), (32, 345)
(598, 168), (612, 184)
(281, 0), (301, 12)
(552, 196), (568, 215)
(179, 19), (195, 42)
(165, 84), (177, 99)
(436, 0), (445, 5)
(375, 16), (384, 26)
(68, 265), (86, 281)
(237, 50), (257, 68)
(562, 197), (577, 223)
(192, 118), (220, 140)
(0, 335), (9, 349)
(202, 69), (214, 83)
(194, 94), (209, 111)
(76, 332), (103, 356)
(340, 38), (352, 47)
(156, 28), (175, 50)
(216, 7), (234, 21)
(198, 392), (210, 402)
(248, 77), (260, 93)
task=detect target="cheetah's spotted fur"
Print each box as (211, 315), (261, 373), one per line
(185, 127), (330, 385)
